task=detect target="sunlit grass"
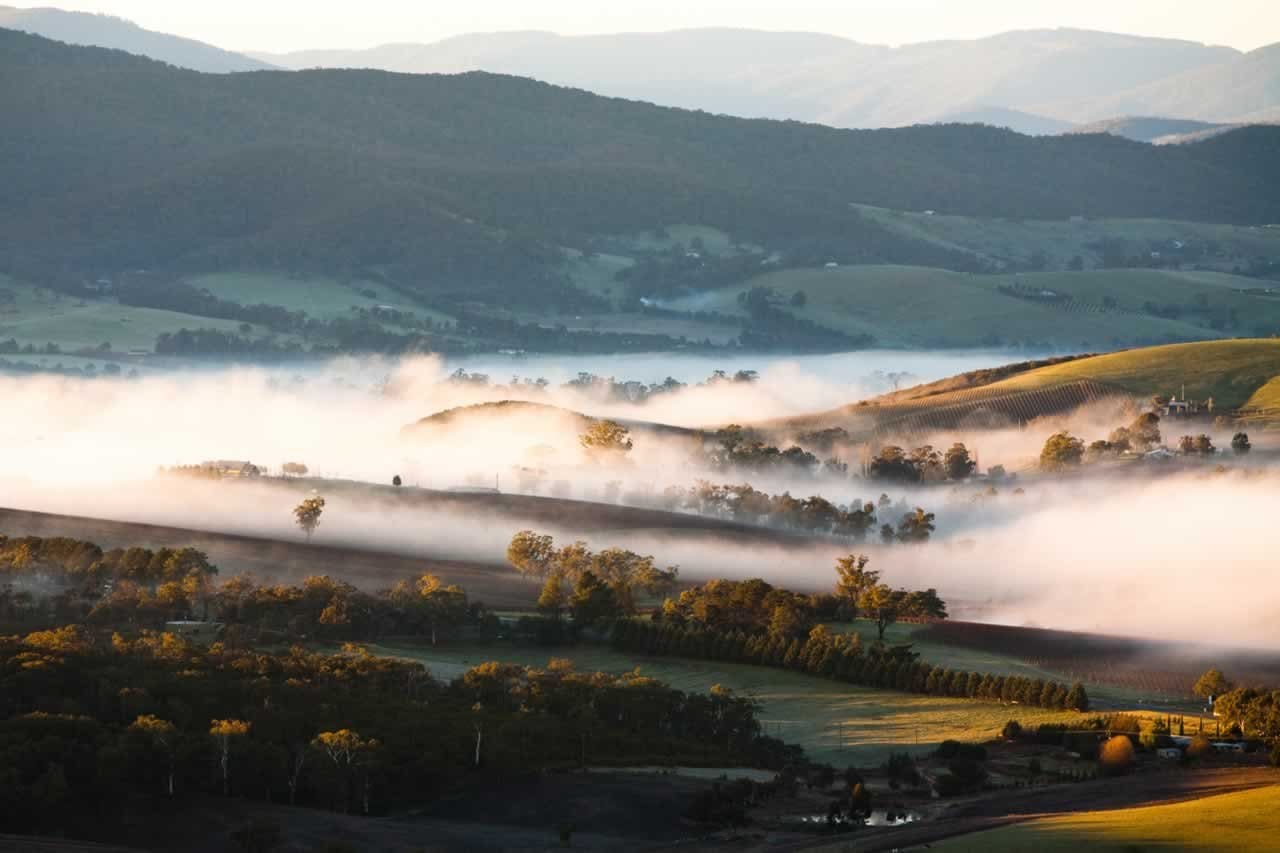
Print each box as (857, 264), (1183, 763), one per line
(937, 784), (1280, 852)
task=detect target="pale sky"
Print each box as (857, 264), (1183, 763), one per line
(12, 0), (1280, 54)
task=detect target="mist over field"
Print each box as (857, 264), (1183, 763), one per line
(0, 349), (1026, 486)
(3, 350), (1278, 648)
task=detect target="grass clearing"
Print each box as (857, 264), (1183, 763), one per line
(188, 271), (453, 324)
(373, 641), (1097, 766)
(855, 204), (1280, 273)
(831, 622), (1173, 710)
(0, 280), (268, 353)
(667, 265), (1243, 348)
(936, 784), (1280, 852)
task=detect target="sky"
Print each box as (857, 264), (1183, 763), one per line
(11, 0), (1279, 53)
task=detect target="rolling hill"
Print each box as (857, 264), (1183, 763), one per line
(4, 27), (1280, 308)
(770, 340), (1280, 438)
(665, 266), (1280, 349)
(0, 5), (273, 72)
(255, 27), (1272, 131)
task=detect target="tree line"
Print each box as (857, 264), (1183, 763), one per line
(670, 481), (937, 543)
(0, 533), (485, 645)
(612, 619), (1089, 713)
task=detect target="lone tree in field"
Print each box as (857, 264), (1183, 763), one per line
(1039, 431), (1085, 471)
(293, 496), (325, 541)
(1231, 432), (1252, 455)
(1193, 668), (1232, 701)
(579, 419), (633, 459)
(858, 583), (900, 643)
(392, 474), (402, 487)
(210, 718), (251, 795)
(943, 443), (976, 481)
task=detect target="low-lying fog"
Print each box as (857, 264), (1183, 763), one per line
(4, 349), (1279, 647)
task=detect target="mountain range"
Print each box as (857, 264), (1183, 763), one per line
(252, 27), (1280, 134)
(0, 4), (274, 72)
(3, 7), (1277, 137)
(3, 26), (1279, 311)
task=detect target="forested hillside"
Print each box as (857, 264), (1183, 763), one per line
(3, 27), (1280, 311)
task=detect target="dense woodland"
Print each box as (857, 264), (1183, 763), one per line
(0, 629), (798, 838)
(3, 28), (1280, 313)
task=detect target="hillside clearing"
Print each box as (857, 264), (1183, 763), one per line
(935, 784), (1280, 852)
(667, 265), (1268, 348)
(188, 271), (454, 324)
(0, 280), (276, 353)
(854, 204), (1280, 273)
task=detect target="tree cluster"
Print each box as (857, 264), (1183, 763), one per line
(868, 443), (977, 483)
(673, 481), (905, 541)
(0, 627), (797, 839)
(506, 531), (678, 620)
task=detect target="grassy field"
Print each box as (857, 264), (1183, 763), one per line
(1241, 375), (1280, 422)
(776, 339), (1280, 436)
(375, 641), (1101, 766)
(666, 265), (1262, 348)
(855, 204), (1280, 273)
(936, 784), (1280, 852)
(0, 280), (272, 353)
(834, 622), (1175, 709)
(992, 339), (1280, 410)
(188, 271), (454, 325)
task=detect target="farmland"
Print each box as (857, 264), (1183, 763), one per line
(372, 641), (1098, 765)
(187, 271), (455, 325)
(935, 783), (1280, 853)
(0, 279), (277, 354)
(917, 621), (1280, 702)
(772, 339), (1280, 436)
(664, 265), (1277, 349)
(853, 203), (1280, 275)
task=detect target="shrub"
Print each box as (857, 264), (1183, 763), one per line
(1187, 734), (1214, 761)
(1001, 720), (1022, 741)
(1098, 735), (1136, 776)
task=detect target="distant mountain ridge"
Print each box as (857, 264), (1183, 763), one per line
(253, 26), (1280, 133)
(0, 4), (274, 72)
(7, 8), (1277, 134)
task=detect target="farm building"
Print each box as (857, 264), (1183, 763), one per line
(164, 620), (224, 644)
(200, 460), (261, 477)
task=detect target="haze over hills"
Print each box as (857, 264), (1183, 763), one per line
(253, 26), (1280, 134)
(8, 6), (1277, 136)
(0, 4), (274, 72)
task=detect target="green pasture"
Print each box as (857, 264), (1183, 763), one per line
(666, 265), (1244, 348)
(187, 271), (453, 325)
(372, 640), (1101, 766)
(0, 279), (268, 353)
(854, 204), (1280, 273)
(936, 784), (1280, 853)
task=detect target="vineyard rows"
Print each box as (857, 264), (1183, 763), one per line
(868, 379), (1122, 440)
